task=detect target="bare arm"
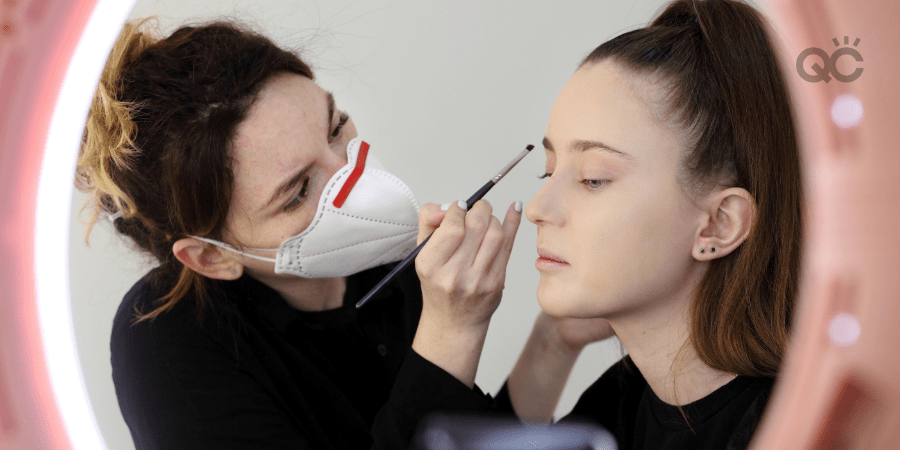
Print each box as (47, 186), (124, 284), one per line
(507, 312), (615, 422)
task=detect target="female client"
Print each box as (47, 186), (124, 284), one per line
(485, 0), (803, 448)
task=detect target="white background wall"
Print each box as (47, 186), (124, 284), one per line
(68, 1), (700, 448)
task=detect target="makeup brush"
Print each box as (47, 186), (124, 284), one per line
(356, 144), (534, 309)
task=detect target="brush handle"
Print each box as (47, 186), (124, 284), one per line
(464, 179), (495, 209)
(356, 180), (496, 309)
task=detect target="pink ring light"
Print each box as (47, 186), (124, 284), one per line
(0, 0), (133, 449)
(750, 0), (900, 448)
(0, 0), (897, 449)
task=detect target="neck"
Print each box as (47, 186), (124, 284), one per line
(249, 272), (348, 312)
(607, 273), (737, 406)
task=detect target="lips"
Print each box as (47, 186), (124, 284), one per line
(537, 248), (567, 263)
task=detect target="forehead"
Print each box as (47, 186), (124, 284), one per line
(549, 61), (678, 159)
(235, 73), (327, 153)
(230, 73), (329, 207)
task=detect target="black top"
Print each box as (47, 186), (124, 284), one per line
(111, 263), (494, 450)
(557, 356), (774, 450)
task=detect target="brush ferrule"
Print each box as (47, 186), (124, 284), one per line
(492, 147), (532, 183)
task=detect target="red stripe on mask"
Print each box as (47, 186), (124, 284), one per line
(332, 141), (369, 208)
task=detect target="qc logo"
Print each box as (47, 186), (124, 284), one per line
(796, 36), (863, 83)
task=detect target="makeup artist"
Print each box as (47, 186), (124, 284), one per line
(77, 18), (523, 449)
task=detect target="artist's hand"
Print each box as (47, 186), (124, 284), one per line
(411, 199), (521, 388)
(415, 199), (522, 331)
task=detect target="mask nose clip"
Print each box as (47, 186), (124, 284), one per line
(332, 140), (370, 208)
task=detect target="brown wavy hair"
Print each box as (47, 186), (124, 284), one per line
(75, 17), (314, 323)
(583, 0), (802, 381)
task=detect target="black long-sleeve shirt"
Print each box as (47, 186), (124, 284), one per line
(111, 263), (494, 449)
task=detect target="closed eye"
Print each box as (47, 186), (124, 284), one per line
(283, 178), (310, 212)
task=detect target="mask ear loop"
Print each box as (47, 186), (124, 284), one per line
(189, 235), (278, 263)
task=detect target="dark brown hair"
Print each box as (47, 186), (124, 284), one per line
(76, 18), (314, 322)
(582, 0), (802, 380)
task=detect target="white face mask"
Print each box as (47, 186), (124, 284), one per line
(193, 137), (420, 278)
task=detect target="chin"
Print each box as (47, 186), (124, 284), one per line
(536, 280), (587, 318)
(536, 277), (621, 319)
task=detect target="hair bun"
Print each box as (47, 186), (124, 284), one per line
(75, 18), (158, 237)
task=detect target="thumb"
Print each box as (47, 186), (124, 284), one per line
(417, 202), (447, 245)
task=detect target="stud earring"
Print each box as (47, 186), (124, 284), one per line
(700, 249), (705, 253)
(711, 247), (716, 253)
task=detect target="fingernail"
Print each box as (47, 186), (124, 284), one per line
(514, 200), (523, 212)
(440, 202), (452, 211)
(457, 200), (467, 210)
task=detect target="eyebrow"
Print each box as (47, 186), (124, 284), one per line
(261, 92), (338, 212)
(542, 136), (634, 159)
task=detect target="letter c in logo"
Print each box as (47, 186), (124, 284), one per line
(796, 46), (864, 83)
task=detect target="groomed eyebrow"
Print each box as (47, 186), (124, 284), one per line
(542, 136), (634, 160)
(261, 92), (337, 213)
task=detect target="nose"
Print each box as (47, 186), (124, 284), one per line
(525, 174), (563, 227)
(328, 141), (351, 173)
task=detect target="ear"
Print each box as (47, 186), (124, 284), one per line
(693, 187), (755, 261)
(172, 238), (243, 281)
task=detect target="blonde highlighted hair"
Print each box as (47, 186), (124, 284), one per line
(76, 17), (156, 235)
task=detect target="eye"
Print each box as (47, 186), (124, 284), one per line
(283, 178), (310, 213)
(581, 179), (607, 189)
(537, 172), (552, 179)
(329, 112), (349, 143)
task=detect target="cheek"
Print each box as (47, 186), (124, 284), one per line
(608, 186), (698, 300)
(559, 184), (697, 314)
(535, 192), (637, 317)
(569, 193), (641, 301)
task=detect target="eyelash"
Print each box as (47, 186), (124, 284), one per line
(329, 113), (349, 142)
(537, 173), (607, 189)
(283, 178), (310, 213)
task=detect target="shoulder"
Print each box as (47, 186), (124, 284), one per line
(109, 271), (311, 448)
(111, 269), (202, 348)
(110, 269), (248, 380)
